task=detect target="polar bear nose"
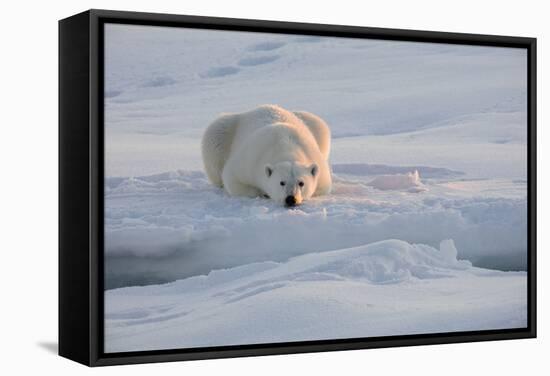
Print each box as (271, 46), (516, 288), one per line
(285, 195), (297, 207)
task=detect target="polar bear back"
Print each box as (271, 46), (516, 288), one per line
(228, 105), (307, 151)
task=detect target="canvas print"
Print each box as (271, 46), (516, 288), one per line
(103, 23), (528, 353)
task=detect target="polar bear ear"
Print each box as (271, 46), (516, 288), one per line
(310, 163), (318, 177)
(265, 165), (273, 177)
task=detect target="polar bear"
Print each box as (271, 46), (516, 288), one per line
(201, 104), (332, 206)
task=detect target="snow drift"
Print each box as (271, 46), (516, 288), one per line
(104, 169), (527, 289)
(367, 170), (426, 191)
(105, 239), (526, 352)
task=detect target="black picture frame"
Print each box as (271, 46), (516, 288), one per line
(59, 9), (537, 367)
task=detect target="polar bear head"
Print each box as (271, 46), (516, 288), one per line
(264, 161), (319, 206)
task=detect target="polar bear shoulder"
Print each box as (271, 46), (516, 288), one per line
(292, 110), (331, 158)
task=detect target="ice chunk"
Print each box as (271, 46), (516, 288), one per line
(368, 170), (426, 191)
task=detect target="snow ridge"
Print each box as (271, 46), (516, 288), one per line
(104, 169), (527, 289)
(105, 239), (525, 352)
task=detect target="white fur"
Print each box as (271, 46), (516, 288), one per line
(201, 104), (332, 205)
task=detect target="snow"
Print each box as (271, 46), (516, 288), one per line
(104, 24), (527, 178)
(102, 23), (528, 351)
(105, 239), (526, 352)
(367, 170), (425, 191)
(105, 168), (526, 289)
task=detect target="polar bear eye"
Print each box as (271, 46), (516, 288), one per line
(298, 181), (304, 187)
(280, 181), (286, 186)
